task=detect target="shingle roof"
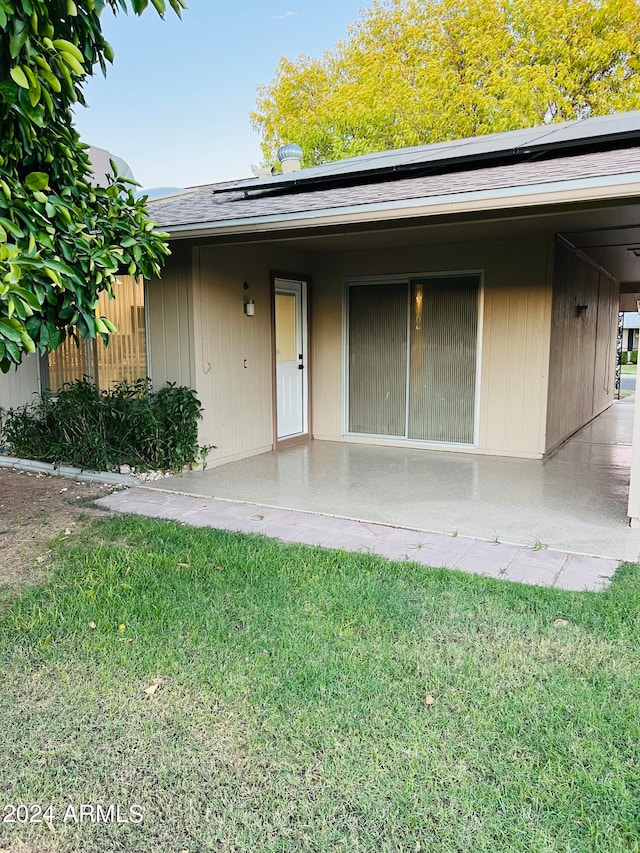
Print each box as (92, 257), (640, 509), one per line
(148, 146), (640, 231)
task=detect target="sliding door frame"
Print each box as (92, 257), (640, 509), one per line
(343, 271), (484, 448)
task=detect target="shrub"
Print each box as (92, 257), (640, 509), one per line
(621, 351), (628, 365)
(1, 378), (208, 472)
(632, 350), (638, 365)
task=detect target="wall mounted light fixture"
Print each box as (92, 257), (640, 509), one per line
(244, 299), (255, 316)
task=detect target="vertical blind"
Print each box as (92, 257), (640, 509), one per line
(47, 276), (147, 391)
(95, 276), (146, 390)
(348, 276), (479, 444)
(48, 334), (90, 391)
(408, 278), (478, 443)
(348, 284), (408, 436)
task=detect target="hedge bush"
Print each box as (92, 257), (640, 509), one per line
(1, 378), (207, 472)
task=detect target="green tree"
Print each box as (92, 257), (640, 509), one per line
(0, 0), (186, 373)
(252, 0), (640, 167)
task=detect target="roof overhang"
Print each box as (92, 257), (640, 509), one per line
(163, 171), (640, 242)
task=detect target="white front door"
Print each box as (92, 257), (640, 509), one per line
(275, 279), (307, 440)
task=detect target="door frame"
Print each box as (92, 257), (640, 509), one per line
(270, 271), (312, 450)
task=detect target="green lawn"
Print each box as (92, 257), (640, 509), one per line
(1, 516), (639, 852)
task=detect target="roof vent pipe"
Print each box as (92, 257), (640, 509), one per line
(277, 143), (303, 174)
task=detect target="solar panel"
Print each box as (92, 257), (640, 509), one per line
(222, 110), (640, 194)
(526, 111), (640, 145)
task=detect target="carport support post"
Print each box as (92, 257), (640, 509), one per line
(628, 383), (640, 526)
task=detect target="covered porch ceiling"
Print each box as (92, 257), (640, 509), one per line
(189, 194), (640, 292)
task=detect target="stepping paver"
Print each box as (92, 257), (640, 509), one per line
(280, 527), (331, 547)
(95, 487), (620, 592)
(556, 553), (618, 591)
(372, 541), (413, 561)
(503, 560), (560, 586)
(425, 533), (476, 555)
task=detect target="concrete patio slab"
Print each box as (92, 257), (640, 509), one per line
(93, 399), (640, 591)
(137, 399), (640, 562)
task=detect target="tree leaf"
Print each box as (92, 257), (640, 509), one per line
(20, 331), (36, 353)
(25, 172), (49, 191)
(60, 51), (84, 76)
(0, 319), (23, 343)
(0, 0), (179, 363)
(10, 18), (29, 59)
(0, 217), (25, 239)
(52, 39), (84, 64)
(144, 677), (164, 695)
(10, 66), (29, 89)
(4, 339), (20, 363)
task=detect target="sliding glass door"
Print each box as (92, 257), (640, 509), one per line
(348, 283), (408, 436)
(408, 277), (478, 443)
(347, 275), (480, 445)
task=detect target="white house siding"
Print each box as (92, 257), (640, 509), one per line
(545, 239), (619, 453)
(622, 313), (639, 353)
(311, 236), (553, 458)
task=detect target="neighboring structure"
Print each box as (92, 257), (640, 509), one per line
(623, 311), (640, 356)
(4, 112), (640, 520)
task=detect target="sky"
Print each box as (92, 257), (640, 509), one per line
(72, 1), (365, 190)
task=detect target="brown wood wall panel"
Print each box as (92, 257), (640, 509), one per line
(592, 273), (619, 415)
(482, 284), (510, 452)
(545, 239), (618, 452)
